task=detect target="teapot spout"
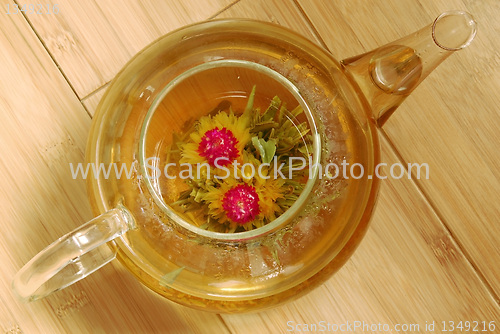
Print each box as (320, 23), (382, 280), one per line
(341, 11), (477, 126)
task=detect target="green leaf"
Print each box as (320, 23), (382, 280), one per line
(290, 104), (303, 117)
(262, 96), (281, 121)
(159, 267), (185, 287)
(252, 136), (277, 164)
(243, 85), (257, 116)
(251, 120), (278, 133)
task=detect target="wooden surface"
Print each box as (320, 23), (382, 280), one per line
(1, 0), (499, 333)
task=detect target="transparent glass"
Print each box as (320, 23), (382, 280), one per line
(341, 10), (477, 125)
(84, 20), (378, 312)
(12, 208), (133, 301)
(12, 11), (476, 312)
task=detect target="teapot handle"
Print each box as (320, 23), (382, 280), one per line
(12, 207), (133, 302)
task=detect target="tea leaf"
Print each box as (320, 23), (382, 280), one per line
(252, 136), (277, 164)
(171, 85), (311, 233)
(252, 120), (278, 133)
(243, 85), (257, 116)
(262, 96), (281, 121)
(160, 267), (185, 286)
(290, 104), (303, 117)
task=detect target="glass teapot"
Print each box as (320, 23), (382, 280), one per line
(13, 11), (476, 312)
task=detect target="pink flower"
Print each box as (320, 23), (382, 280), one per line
(197, 127), (239, 166)
(222, 184), (260, 224)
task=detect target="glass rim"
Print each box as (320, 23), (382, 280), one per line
(139, 59), (321, 241)
(432, 10), (477, 51)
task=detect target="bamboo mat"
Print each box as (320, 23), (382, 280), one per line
(1, 0), (499, 333)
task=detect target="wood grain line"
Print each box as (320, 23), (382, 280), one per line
(77, 0), (242, 103)
(209, 0), (242, 19)
(379, 128), (500, 306)
(12, 0), (89, 117)
(295, 0), (500, 300)
(0, 2), (232, 331)
(291, 0), (499, 306)
(291, 0), (329, 50)
(4, 0), (497, 331)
